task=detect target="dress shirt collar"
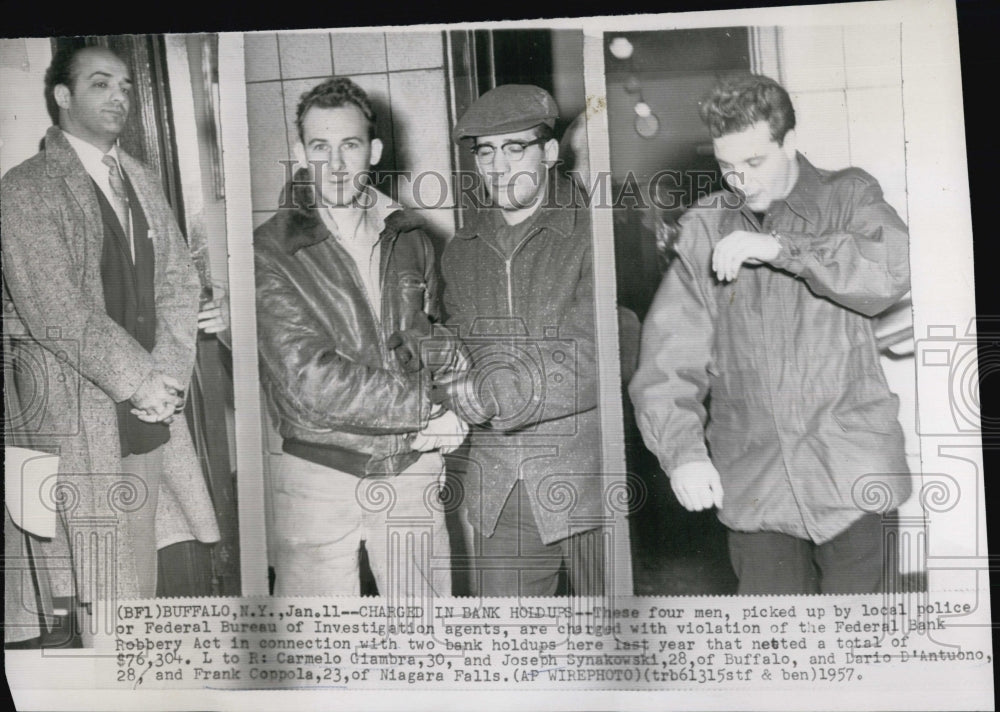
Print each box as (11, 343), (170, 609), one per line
(61, 129), (122, 184)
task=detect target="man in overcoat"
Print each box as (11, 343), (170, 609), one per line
(1, 45), (220, 622)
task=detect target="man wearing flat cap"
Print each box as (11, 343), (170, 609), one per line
(413, 84), (604, 596)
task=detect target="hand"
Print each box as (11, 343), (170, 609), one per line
(669, 460), (724, 511)
(388, 321), (466, 376)
(387, 329), (425, 373)
(198, 297), (230, 335)
(129, 371), (185, 423)
(712, 230), (781, 282)
(429, 373), (497, 425)
(410, 408), (470, 454)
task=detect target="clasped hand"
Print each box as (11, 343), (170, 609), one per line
(129, 370), (185, 424)
(409, 408), (469, 454)
(428, 372), (498, 425)
(387, 314), (467, 377)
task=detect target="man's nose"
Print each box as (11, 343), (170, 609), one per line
(110, 86), (128, 107)
(328, 148), (345, 171)
(489, 148), (511, 173)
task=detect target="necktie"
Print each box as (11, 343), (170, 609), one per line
(102, 154), (133, 260)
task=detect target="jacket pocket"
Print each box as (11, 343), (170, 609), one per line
(831, 394), (901, 435)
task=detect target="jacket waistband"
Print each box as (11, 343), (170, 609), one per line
(281, 437), (423, 478)
(282, 438), (371, 477)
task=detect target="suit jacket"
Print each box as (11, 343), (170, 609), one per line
(1, 126), (220, 600)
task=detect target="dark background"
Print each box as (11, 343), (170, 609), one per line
(2, 0), (996, 664)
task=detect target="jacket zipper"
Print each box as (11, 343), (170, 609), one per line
(483, 227), (542, 316)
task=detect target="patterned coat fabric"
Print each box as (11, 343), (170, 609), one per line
(441, 175), (604, 545)
(2, 126), (220, 600)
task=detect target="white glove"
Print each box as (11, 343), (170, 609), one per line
(410, 408), (469, 454)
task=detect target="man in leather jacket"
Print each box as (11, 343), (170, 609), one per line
(254, 78), (464, 596)
(630, 74), (911, 594)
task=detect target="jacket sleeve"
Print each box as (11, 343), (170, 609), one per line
(147, 173), (201, 388)
(420, 230), (443, 323)
(628, 209), (717, 475)
(254, 246), (430, 435)
(769, 172), (910, 317)
(1, 174), (154, 403)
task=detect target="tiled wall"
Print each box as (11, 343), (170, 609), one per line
(778, 25), (908, 223)
(244, 30), (456, 246)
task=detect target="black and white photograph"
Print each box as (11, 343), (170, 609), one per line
(602, 25), (922, 596)
(2, 34), (241, 650)
(1, 0), (995, 709)
(241, 27), (625, 599)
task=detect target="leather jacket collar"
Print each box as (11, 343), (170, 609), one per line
(276, 168), (420, 255)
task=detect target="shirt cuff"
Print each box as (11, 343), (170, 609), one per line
(769, 230), (807, 275)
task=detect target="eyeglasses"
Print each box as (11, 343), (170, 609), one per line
(470, 137), (547, 163)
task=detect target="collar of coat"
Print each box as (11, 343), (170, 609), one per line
(455, 172), (583, 241)
(277, 168), (422, 255)
(782, 152), (826, 225)
(43, 125), (142, 180)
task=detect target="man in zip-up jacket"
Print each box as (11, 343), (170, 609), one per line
(254, 78), (464, 596)
(630, 73), (911, 594)
(431, 85), (604, 596)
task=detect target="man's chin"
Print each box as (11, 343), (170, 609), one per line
(489, 192), (536, 211)
(321, 188), (361, 207)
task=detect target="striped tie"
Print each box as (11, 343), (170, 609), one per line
(102, 154), (132, 260)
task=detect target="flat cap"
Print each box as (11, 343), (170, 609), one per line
(452, 84), (559, 142)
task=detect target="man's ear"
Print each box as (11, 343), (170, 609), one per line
(53, 84), (72, 111)
(369, 138), (384, 167)
(543, 137), (560, 164)
(780, 129), (798, 158)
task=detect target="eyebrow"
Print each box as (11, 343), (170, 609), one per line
(85, 70), (132, 84)
(473, 139), (531, 148)
(307, 136), (363, 145)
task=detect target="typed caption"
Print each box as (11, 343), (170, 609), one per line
(93, 593), (992, 690)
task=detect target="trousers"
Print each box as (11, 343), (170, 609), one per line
(727, 512), (896, 595)
(272, 451), (450, 597)
(472, 481), (605, 597)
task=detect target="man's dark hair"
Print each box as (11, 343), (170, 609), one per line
(699, 73), (796, 146)
(295, 77), (377, 143)
(533, 124), (555, 143)
(44, 44), (87, 125)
